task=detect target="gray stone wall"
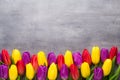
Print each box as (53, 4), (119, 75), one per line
(0, 0), (120, 54)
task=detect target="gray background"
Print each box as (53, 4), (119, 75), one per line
(0, 0), (120, 54)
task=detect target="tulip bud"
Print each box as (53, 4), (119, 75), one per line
(82, 49), (91, 65)
(47, 52), (57, 66)
(12, 49), (21, 64)
(81, 62), (90, 78)
(100, 48), (109, 62)
(94, 67), (103, 80)
(37, 66), (47, 80)
(0, 64), (8, 79)
(1, 49), (11, 66)
(31, 55), (39, 72)
(91, 46), (100, 64)
(22, 52), (31, 65)
(37, 51), (48, 66)
(109, 46), (118, 60)
(48, 63), (57, 80)
(73, 52), (82, 68)
(70, 64), (79, 80)
(57, 54), (64, 70)
(102, 59), (112, 76)
(9, 64), (18, 80)
(16, 60), (25, 76)
(60, 64), (69, 80)
(26, 63), (35, 80)
(64, 50), (73, 67)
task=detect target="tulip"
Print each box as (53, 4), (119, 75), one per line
(57, 54), (64, 70)
(1, 49), (11, 66)
(0, 64), (8, 79)
(91, 46), (100, 64)
(94, 67), (103, 80)
(102, 59), (112, 76)
(47, 52), (57, 66)
(81, 62), (90, 78)
(12, 49), (21, 64)
(31, 55), (39, 72)
(16, 60), (25, 76)
(70, 64), (79, 80)
(9, 64), (18, 80)
(22, 52), (31, 65)
(37, 51), (48, 66)
(37, 66), (47, 80)
(110, 52), (120, 80)
(116, 52), (120, 65)
(64, 50), (73, 67)
(26, 63), (35, 80)
(60, 64), (69, 80)
(82, 49), (91, 65)
(109, 46), (118, 60)
(73, 52), (82, 68)
(48, 63), (57, 80)
(100, 48), (109, 62)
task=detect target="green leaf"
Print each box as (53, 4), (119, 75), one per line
(109, 57), (116, 78)
(0, 61), (4, 65)
(24, 76), (28, 80)
(17, 76), (20, 80)
(68, 75), (72, 80)
(10, 56), (15, 64)
(103, 76), (109, 80)
(86, 73), (93, 80)
(109, 66), (120, 80)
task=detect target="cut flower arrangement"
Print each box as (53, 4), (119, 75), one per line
(0, 46), (120, 80)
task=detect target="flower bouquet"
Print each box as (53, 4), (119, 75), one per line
(0, 46), (119, 80)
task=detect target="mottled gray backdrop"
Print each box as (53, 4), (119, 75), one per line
(0, 0), (120, 54)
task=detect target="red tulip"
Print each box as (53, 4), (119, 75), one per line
(16, 60), (25, 76)
(57, 54), (64, 70)
(31, 55), (39, 72)
(1, 49), (11, 66)
(109, 46), (118, 60)
(70, 64), (79, 80)
(82, 49), (92, 65)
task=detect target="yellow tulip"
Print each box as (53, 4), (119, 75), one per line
(9, 64), (18, 80)
(48, 63), (57, 80)
(102, 59), (112, 76)
(64, 50), (73, 67)
(12, 49), (21, 64)
(81, 62), (90, 78)
(37, 51), (48, 66)
(91, 46), (100, 64)
(26, 63), (35, 80)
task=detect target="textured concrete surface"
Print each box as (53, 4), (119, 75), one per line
(0, 0), (120, 54)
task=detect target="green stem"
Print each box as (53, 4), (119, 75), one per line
(109, 65), (120, 80)
(91, 65), (97, 72)
(86, 73), (94, 80)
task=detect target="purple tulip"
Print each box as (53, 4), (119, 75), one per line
(37, 65), (47, 80)
(60, 64), (69, 80)
(100, 48), (109, 62)
(0, 64), (8, 79)
(47, 52), (56, 66)
(116, 52), (120, 65)
(94, 67), (103, 80)
(22, 52), (31, 65)
(73, 52), (82, 67)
